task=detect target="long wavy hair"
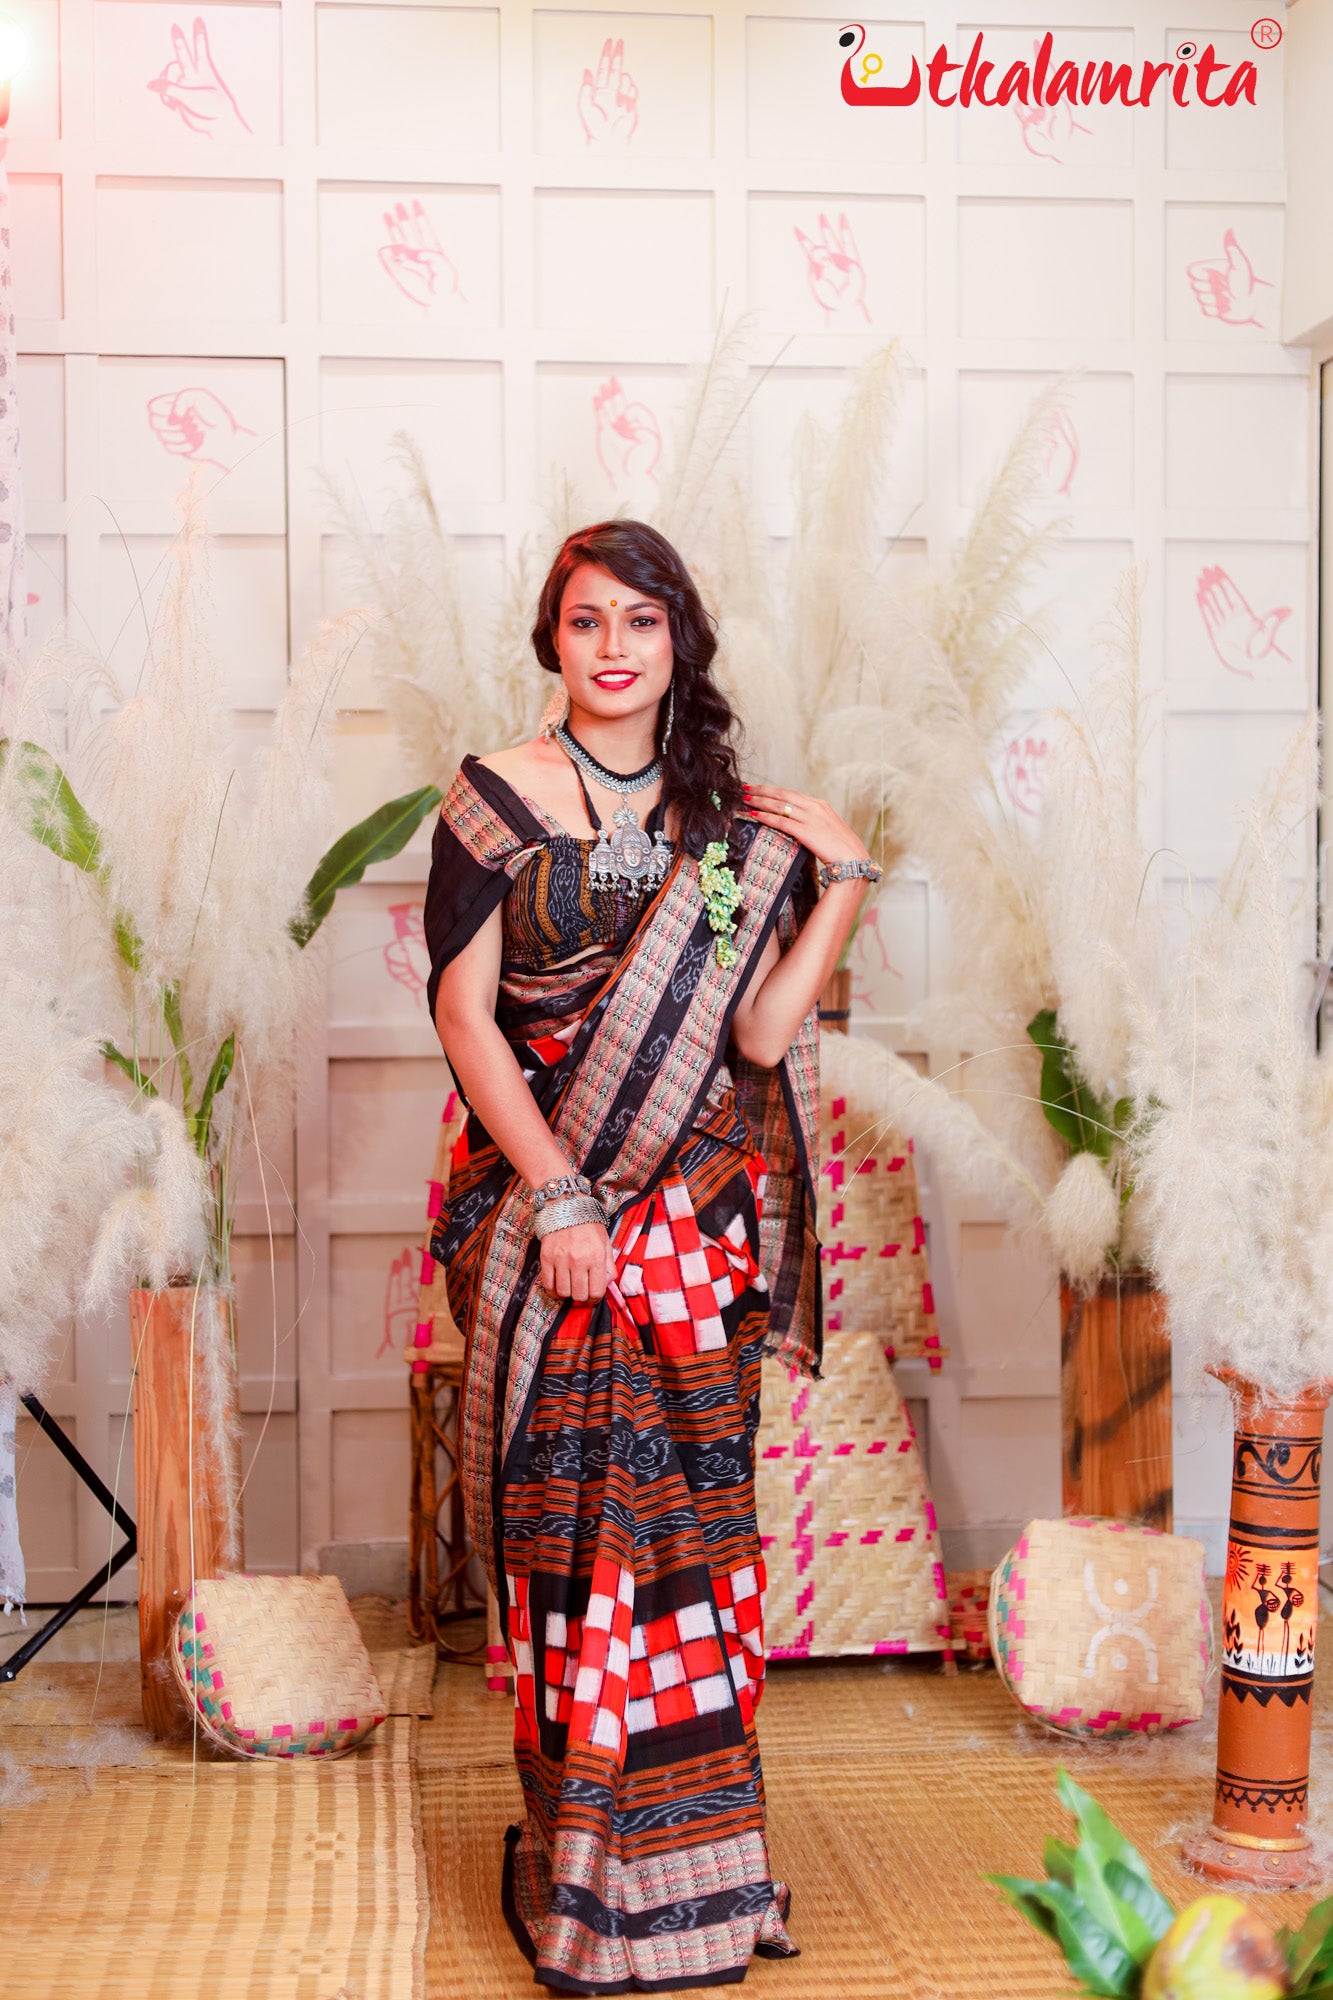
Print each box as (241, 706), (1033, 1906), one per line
(531, 520), (743, 857)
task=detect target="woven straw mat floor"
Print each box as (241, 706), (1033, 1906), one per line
(421, 1612), (1333, 2000)
(7, 1595), (1333, 2000)
(0, 1596), (430, 2000)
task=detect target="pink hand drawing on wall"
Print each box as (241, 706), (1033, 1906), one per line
(577, 37), (639, 145)
(1013, 40), (1090, 161)
(794, 213), (871, 326)
(146, 386), (256, 474)
(384, 902), (430, 1004)
(1013, 97), (1091, 162)
(1186, 229), (1273, 330)
(378, 1246), (419, 1360)
(1043, 407), (1080, 497)
(1196, 565), (1291, 680)
(147, 17), (252, 138)
(378, 200), (465, 309)
(1003, 734), (1049, 818)
(593, 377), (662, 489)
(847, 902), (902, 1013)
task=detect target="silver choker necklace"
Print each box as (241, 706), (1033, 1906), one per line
(555, 726), (662, 796)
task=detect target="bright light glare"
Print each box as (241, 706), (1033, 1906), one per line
(0, 21), (28, 86)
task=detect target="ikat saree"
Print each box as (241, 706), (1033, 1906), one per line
(424, 758), (822, 1991)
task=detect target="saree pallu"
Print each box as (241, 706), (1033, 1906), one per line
(425, 758), (822, 1992)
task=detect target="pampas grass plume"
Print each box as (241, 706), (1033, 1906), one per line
(1043, 1153), (1121, 1293)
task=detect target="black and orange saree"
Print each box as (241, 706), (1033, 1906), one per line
(425, 757), (822, 1992)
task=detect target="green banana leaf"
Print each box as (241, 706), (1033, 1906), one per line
(191, 1035), (236, 1155)
(1026, 1008), (1119, 1160)
(101, 1041), (158, 1098)
(289, 785), (443, 948)
(0, 737), (103, 872)
(1, 738), (144, 970)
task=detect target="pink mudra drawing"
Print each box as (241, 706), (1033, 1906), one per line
(384, 902), (430, 1004)
(146, 386), (256, 473)
(1195, 565), (1291, 679)
(577, 36), (639, 145)
(794, 213), (871, 325)
(1185, 229), (1273, 330)
(378, 199), (465, 309)
(1003, 734), (1050, 817)
(1044, 407), (1080, 497)
(593, 377), (662, 488)
(147, 16), (252, 137)
(847, 903), (902, 1013)
(1013, 39), (1090, 161)
(378, 1245), (419, 1360)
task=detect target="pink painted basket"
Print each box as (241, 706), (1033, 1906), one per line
(172, 1573), (387, 1759)
(989, 1517), (1213, 1738)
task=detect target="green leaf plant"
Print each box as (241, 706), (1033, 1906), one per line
(1, 736), (441, 1274)
(987, 1770), (1333, 1997)
(1026, 1008), (1131, 1164)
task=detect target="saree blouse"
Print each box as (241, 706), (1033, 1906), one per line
(499, 794), (671, 974)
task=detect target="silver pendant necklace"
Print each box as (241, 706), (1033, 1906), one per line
(588, 804), (672, 896)
(559, 737), (671, 897)
(555, 725), (661, 796)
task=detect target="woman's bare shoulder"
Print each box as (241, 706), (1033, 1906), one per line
(475, 738), (592, 833)
(476, 741), (546, 781)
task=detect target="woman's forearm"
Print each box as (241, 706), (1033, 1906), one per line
(435, 1002), (577, 1190)
(732, 881), (868, 1068)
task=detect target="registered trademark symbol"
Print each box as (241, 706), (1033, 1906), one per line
(1251, 16), (1282, 48)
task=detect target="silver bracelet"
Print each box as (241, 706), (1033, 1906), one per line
(532, 1194), (607, 1239)
(531, 1171), (593, 1213)
(817, 858), (883, 891)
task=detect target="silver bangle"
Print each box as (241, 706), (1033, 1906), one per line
(531, 1171), (593, 1212)
(817, 858), (883, 891)
(532, 1194), (607, 1239)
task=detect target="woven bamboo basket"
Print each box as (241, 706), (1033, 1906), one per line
(945, 1569), (994, 1665)
(819, 1086), (943, 1369)
(989, 1516), (1213, 1738)
(171, 1572), (387, 1758)
(756, 1323), (951, 1659)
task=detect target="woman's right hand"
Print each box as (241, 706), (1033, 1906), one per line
(539, 1221), (614, 1302)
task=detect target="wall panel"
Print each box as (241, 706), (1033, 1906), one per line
(11, 0), (1311, 1593)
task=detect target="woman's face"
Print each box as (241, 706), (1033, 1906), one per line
(555, 562), (674, 726)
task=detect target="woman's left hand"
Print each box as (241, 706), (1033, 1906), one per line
(742, 783), (870, 870)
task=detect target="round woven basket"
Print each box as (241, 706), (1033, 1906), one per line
(171, 1573), (386, 1760)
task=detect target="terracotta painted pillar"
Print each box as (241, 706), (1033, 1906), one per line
(1183, 1373), (1328, 1887)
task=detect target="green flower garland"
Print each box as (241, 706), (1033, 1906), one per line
(699, 840), (741, 969)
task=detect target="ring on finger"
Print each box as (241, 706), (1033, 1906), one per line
(784, 802), (794, 818)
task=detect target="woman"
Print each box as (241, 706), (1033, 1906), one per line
(425, 520), (879, 1993)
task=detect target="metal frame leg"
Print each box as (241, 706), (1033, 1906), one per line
(0, 1393), (138, 1683)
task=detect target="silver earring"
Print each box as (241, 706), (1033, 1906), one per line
(661, 684), (675, 753)
(540, 680), (570, 741)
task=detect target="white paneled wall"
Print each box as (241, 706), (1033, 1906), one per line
(13, 0), (1314, 1593)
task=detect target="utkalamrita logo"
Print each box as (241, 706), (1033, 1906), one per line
(837, 24), (1269, 110)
